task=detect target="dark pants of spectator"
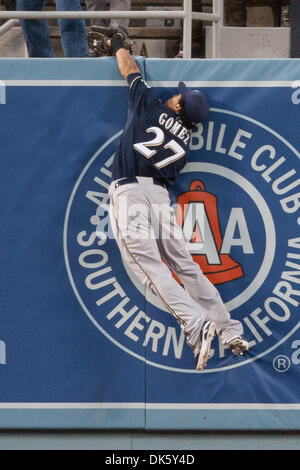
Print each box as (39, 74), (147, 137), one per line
(291, 0), (300, 57)
(17, 0), (89, 57)
(224, 0), (247, 27)
(224, 0), (291, 27)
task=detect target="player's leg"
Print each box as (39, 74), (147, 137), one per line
(156, 200), (244, 345)
(109, 198), (150, 291)
(109, 184), (209, 348)
(56, 0), (89, 57)
(17, 0), (55, 57)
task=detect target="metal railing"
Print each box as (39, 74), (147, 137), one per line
(0, 0), (224, 59)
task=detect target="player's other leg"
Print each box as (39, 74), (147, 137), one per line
(156, 201), (249, 355)
(193, 320), (216, 371)
(224, 336), (249, 356)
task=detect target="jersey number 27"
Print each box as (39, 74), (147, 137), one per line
(133, 126), (186, 169)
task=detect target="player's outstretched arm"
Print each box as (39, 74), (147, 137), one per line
(115, 48), (140, 80)
(110, 34), (140, 80)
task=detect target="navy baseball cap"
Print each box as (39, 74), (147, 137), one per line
(178, 81), (209, 123)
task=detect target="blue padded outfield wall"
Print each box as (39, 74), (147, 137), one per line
(0, 57), (300, 430)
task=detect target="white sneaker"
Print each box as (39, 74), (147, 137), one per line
(193, 321), (216, 371)
(226, 336), (249, 356)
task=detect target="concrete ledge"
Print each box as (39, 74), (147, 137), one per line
(206, 27), (291, 58)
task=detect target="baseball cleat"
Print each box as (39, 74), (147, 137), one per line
(193, 321), (216, 372)
(226, 336), (249, 356)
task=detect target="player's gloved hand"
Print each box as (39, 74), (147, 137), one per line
(110, 33), (126, 55)
(87, 26), (133, 57)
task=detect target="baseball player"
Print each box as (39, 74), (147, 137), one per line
(107, 32), (250, 371)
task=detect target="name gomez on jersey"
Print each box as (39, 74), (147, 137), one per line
(112, 73), (191, 187)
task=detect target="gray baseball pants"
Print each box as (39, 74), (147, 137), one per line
(85, 0), (131, 28)
(109, 177), (243, 347)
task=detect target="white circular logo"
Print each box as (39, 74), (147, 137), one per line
(64, 109), (300, 373)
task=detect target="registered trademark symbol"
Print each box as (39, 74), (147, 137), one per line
(273, 355), (291, 372)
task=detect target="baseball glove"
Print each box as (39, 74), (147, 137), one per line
(87, 26), (133, 57)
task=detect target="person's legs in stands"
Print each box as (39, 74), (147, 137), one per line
(17, 0), (55, 57)
(110, 0), (131, 31)
(271, 0), (282, 27)
(85, 0), (107, 26)
(56, 0), (89, 57)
